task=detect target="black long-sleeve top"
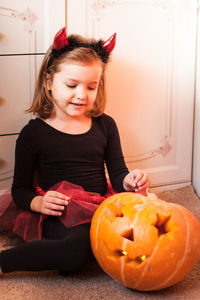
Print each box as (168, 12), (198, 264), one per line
(11, 113), (129, 211)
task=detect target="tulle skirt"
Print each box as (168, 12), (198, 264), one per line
(0, 181), (116, 242)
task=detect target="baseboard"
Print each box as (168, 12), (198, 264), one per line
(149, 182), (191, 193)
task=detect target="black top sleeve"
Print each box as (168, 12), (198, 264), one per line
(104, 115), (129, 192)
(11, 123), (38, 211)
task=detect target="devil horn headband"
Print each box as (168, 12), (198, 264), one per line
(47, 27), (116, 67)
(54, 27), (69, 50)
(54, 26), (116, 53)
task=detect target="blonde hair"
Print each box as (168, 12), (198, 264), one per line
(27, 34), (107, 119)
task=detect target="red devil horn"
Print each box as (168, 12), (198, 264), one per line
(102, 33), (116, 53)
(53, 27), (69, 50)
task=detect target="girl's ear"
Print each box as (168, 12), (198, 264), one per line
(45, 73), (52, 90)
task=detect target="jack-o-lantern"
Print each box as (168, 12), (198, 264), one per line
(90, 192), (200, 291)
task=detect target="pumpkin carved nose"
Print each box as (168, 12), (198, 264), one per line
(121, 228), (134, 241)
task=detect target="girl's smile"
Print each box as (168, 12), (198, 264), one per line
(69, 102), (86, 108)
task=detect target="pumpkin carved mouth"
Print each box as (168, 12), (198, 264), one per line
(104, 244), (148, 265)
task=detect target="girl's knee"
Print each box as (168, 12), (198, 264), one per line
(61, 223), (93, 271)
(61, 240), (92, 271)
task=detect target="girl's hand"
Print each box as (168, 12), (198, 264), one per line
(30, 191), (70, 216)
(123, 169), (150, 192)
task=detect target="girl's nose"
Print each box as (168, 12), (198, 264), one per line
(76, 86), (86, 100)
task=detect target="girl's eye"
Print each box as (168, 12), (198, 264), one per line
(66, 84), (76, 88)
(88, 87), (97, 91)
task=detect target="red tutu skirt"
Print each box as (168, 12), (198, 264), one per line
(0, 181), (146, 242)
(0, 181), (117, 242)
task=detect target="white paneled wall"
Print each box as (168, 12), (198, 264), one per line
(0, 0), (65, 193)
(1, 0), (198, 194)
(67, 0), (197, 192)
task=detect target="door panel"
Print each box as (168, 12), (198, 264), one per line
(67, 0), (197, 188)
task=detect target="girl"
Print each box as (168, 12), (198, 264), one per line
(0, 27), (150, 275)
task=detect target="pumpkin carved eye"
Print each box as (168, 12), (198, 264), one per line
(153, 214), (171, 237)
(107, 202), (124, 218)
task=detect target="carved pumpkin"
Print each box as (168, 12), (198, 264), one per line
(90, 192), (200, 291)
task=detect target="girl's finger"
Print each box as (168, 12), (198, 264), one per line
(137, 180), (150, 191)
(137, 174), (148, 186)
(45, 202), (66, 211)
(135, 172), (144, 183)
(48, 197), (69, 206)
(47, 191), (70, 200)
(127, 178), (136, 187)
(44, 208), (63, 216)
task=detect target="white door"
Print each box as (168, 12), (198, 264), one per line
(67, 0), (197, 191)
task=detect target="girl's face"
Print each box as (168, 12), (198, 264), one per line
(47, 61), (103, 121)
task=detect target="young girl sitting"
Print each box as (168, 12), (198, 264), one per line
(0, 27), (150, 275)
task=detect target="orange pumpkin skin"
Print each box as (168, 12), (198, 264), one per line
(90, 192), (200, 291)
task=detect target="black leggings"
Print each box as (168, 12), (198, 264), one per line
(0, 217), (94, 273)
